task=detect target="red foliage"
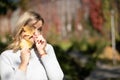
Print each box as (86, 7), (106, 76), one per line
(89, 0), (104, 33)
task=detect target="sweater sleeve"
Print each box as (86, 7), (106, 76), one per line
(0, 52), (26, 80)
(41, 44), (64, 80)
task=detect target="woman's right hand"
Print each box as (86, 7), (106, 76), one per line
(19, 48), (31, 72)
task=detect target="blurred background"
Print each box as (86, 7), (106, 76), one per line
(0, 0), (120, 80)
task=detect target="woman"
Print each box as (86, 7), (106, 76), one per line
(0, 11), (64, 80)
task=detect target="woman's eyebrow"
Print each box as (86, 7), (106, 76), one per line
(38, 27), (42, 31)
(32, 20), (39, 26)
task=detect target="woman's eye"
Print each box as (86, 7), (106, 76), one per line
(38, 27), (42, 31)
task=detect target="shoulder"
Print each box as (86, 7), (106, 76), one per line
(0, 50), (20, 59)
(0, 50), (21, 65)
(45, 43), (55, 52)
(1, 50), (13, 56)
(46, 43), (54, 49)
(0, 50), (14, 63)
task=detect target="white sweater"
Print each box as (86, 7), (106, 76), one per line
(0, 44), (64, 80)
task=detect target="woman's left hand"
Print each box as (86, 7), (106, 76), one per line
(34, 30), (47, 57)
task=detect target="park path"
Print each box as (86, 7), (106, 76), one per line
(85, 62), (120, 80)
(69, 51), (120, 80)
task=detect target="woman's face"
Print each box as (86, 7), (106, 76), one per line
(21, 20), (43, 43)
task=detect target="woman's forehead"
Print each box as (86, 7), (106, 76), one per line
(29, 19), (43, 26)
(35, 20), (43, 25)
(33, 20), (43, 29)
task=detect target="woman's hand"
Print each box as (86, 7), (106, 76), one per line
(34, 30), (47, 57)
(19, 48), (31, 72)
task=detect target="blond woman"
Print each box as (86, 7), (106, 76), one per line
(0, 11), (64, 80)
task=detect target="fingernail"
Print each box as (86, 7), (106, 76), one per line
(37, 40), (39, 42)
(41, 41), (44, 44)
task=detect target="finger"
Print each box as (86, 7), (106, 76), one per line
(41, 41), (44, 44)
(33, 33), (42, 41)
(21, 47), (30, 52)
(34, 35), (42, 40)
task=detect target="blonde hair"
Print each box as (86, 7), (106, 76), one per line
(8, 11), (44, 52)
